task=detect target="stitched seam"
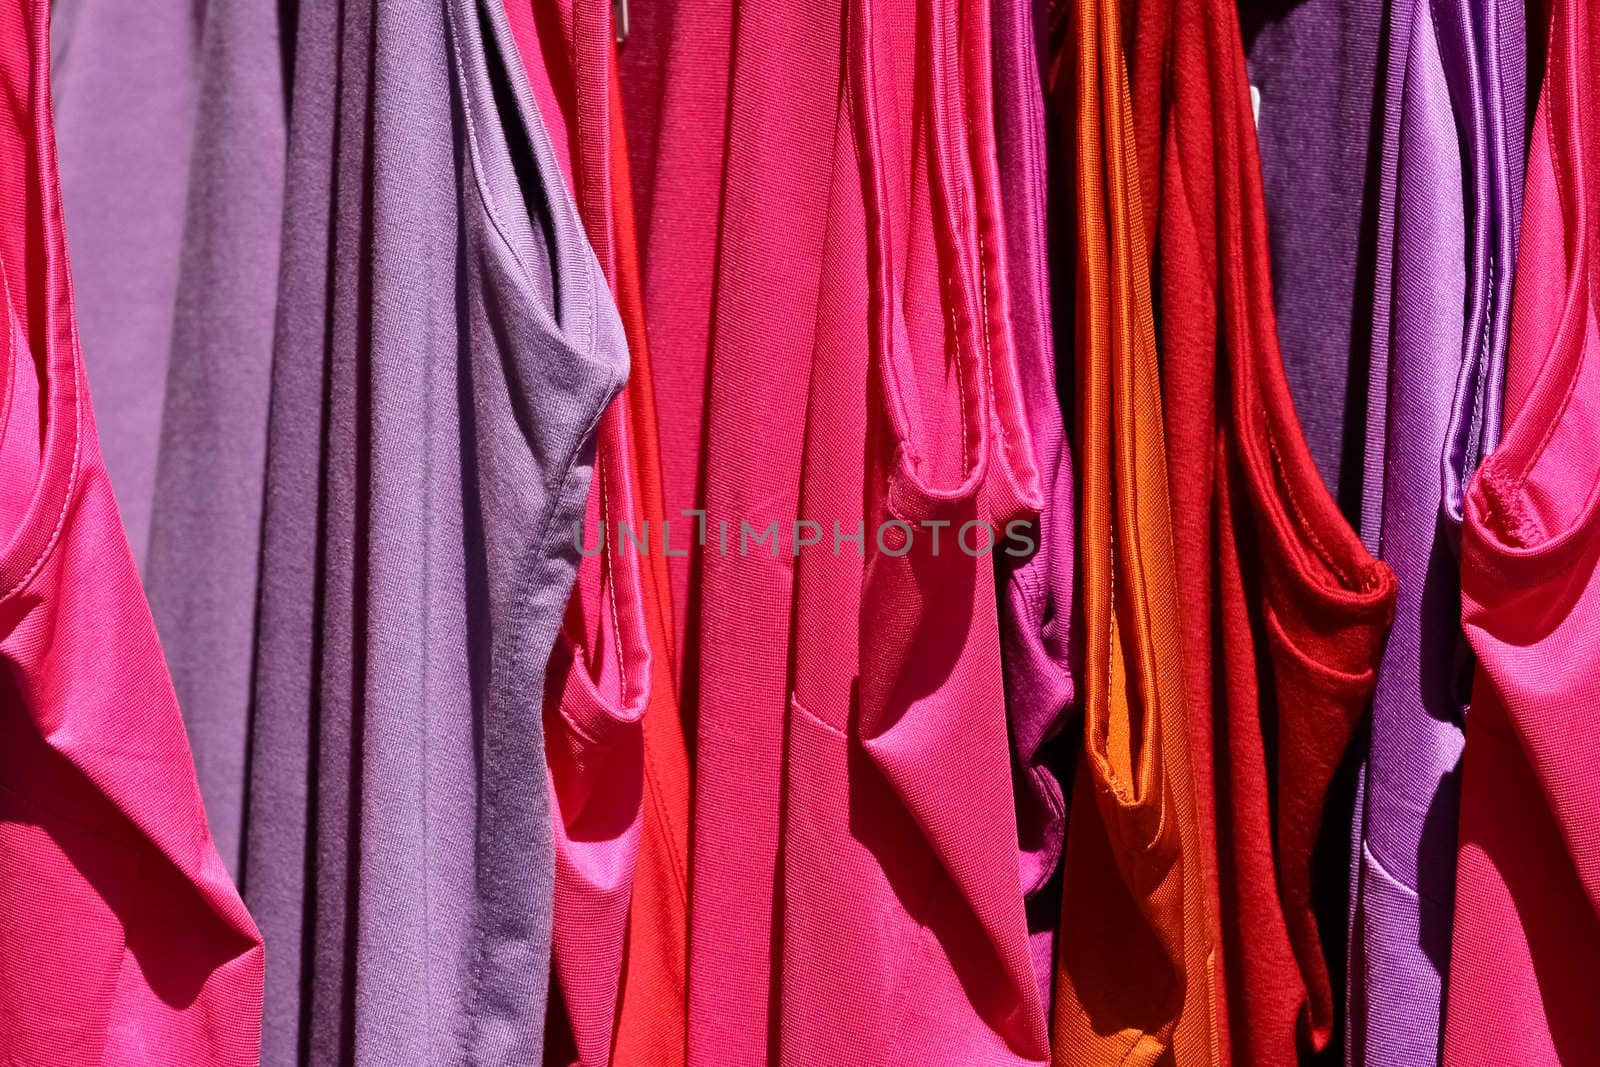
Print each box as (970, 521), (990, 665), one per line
(640, 721), (691, 906)
(1501, 50), (1586, 509)
(1264, 426), (1352, 585)
(1467, 250), (1493, 475)
(1359, 836), (1456, 910)
(452, 0), (627, 1049)
(599, 468), (627, 699)
(940, 257), (972, 471)
(1460, 0), (1496, 478)
(931, 15), (971, 474)
(451, 0), (600, 364)
(978, 223), (998, 455)
(790, 692), (847, 741)
(1, 344), (85, 603)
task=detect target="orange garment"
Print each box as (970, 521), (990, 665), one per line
(1047, 0), (1221, 1062)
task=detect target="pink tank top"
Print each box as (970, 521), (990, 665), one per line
(1446, 1), (1600, 1060)
(0, 3), (262, 1060)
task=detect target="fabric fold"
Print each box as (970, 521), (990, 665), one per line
(1446, 2), (1600, 1056)
(1047, 0), (1222, 1059)
(244, 0), (625, 1060)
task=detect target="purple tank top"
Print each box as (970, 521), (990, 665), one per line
(246, 1), (627, 1060)
(1347, 0), (1524, 1063)
(993, 0), (1076, 1002)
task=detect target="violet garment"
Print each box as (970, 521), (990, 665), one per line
(50, 0), (199, 564)
(1348, 1), (1523, 1064)
(992, 0), (1075, 1000)
(243, 0), (625, 1062)
(56, 0), (287, 877)
(53, 0), (288, 875)
(1243, 0), (1385, 511)
(139, 0), (287, 879)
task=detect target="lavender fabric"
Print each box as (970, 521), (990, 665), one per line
(51, 0), (199, 565)
(243, 0), (625, 1063)
(54, 1), (289, 877)
(1347, 1), (1524, 1064)
(151, 1), (287, 878)
(993, 0), (1074, 1001)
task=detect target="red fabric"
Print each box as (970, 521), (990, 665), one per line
(1125, 0), (1397, 1061)
(1444, 2), (1600, 1060)
(0, 2), (263, 1061)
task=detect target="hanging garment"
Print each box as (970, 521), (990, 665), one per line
(132, 0), (286, 881)
(49, 0), (198, 564)
(1445, 0), (1600, 1058)
(499, 2), (685, 1063)
(1046, 0), (1222, 1059)
(616, 0), (729, 678)
(993, 0), (1077, 999)
(776, 0), (1048, 1058)
(604, 59), (694, 1067)
(0, 0), (263, 1060)
(55, 0), (288, 877)
(1125, 0), (1399, 1061)
(243, 0), (627, 1061)
(1345, 0), (1524, 1062)
(1242, 0), (1386, 510)
(620, 3), (838, 1060)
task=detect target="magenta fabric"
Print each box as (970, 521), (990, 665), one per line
(777, 0), (1047, 1060)
(0, 1), (262, 1060)
(993, 0), (1076, 999)
(1445, 0), (1600, 1058)
(622, 4), (835, 1060)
